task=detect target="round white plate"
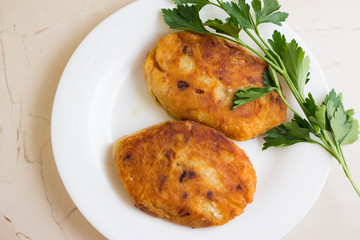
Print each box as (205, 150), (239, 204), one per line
(51, 0), (331, 239)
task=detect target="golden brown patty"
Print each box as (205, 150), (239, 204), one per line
(113, 121), (256, 228)
(143, 31), (287, 141)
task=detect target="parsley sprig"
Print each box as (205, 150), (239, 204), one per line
(162, 0), (360, 196)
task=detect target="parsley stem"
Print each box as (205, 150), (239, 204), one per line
(275, 90), (298, 115)
(315, 133), (360, 197)
(342, 163), (360, 196)
(210, 1), (280, 72)
(334, 141), (360, 196)
(318, 130), (360, 196)
(211, 0), (283, 73)
(281, 72), (307, 108)
(212, 33), (246, 47)
(212, 33), (271, 65)
(338, 144), (349, 169)
(250, 20), (281, 67)
(250, 30), (309, 118)
(256, 32), (286, 71)
(243, 29), (280, 70)
(313, 140), (337, 158)
(319, 131), (340, 159)
(337, 146), (360, 196)
(217, 33), (281, 72)
(209, 1), (221, 8)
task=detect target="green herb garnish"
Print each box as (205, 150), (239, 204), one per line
(162, 0), (360, 196)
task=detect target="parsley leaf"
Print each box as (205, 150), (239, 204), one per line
(285, 121), (313, 141)
(263, 124), (306, 150)
(269, 31), (310, 97)
(162, 5), (210, 34)
(342, 119), (359, 144)
(323, 89), (358, 144)
(252, 0), (289, 26)
(330, 106), (352, 144)
(231, 86), (277, 110)
(324, 89), (342, 122)
(232, 67), (281, 110)
(268, 30), (286, 55)
(263, 117), (314, 150)
(303, 92), (319, 116)
(305, 72), (310, 84)
(220, 0), (254, 29)
(205, 17), (241, 39)
(310, 105), (327, 131)
(263, 68), (276, 87)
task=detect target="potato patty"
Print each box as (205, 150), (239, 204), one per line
(143, 31), (287, 141)
(113, 121), (256, 228)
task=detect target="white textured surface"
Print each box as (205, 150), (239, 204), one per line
(0, 0), (359, 239)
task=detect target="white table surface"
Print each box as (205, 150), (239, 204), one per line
(0, 0), (359, 239)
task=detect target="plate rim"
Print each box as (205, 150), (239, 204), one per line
(51, 0), (331, 239)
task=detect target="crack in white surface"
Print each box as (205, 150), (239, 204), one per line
(34, 26), (50, 35)
(0, 32), (43, 165)
(38, 139), (68, 240)
(62, 207), (78, 222)
(15, 232), (32, 240)
(16, 104), (23, 162)
(15, 104), (40, 164)
(21, 131), (35, 164)
(39, 139), (50, 159)
(12, 24), (30, 68)
(3, 215), (12, 223)
(28, 113), (51, 125)
(1, 214), (32, 240)
(0, 34), (19, 105)
(0, 25), (27, 168)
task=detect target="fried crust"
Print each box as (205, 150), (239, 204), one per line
(143, 31), (287, 141)
(113, 121), (256, 228)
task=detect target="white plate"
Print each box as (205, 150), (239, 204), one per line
(51, 0), (331, 239)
